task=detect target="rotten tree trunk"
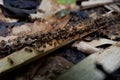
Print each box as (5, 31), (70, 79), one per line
(0, 14), (119, 75)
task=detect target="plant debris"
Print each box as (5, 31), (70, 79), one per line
(0, 0), (119, 80)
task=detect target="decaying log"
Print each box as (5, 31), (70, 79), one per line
(0, 37), (75, 75)
(56, 45), (120, 80)
(0, 14), (119, 74)
(0, 14), (119, 57)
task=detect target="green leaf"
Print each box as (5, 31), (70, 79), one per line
(56, 0), (77, 4)
(55, 9), (70, 18)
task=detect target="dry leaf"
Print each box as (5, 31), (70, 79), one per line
(86, 38), (116, 47)
(72, 41), (99, 54)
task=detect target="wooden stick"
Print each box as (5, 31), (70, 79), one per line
(81, 0), (114, 7)
(80, 0), (119, 10)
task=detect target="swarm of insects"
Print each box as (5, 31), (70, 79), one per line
(0, 13), (119, 57)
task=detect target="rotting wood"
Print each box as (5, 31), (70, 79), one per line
(56, 45), (120, 80)
(80, 0), (119, 10)
(0, 38), (76, 75)
(0, 14), (119, 75)
(0, 14), (119, 57)
(0, 26), (105, 75)
(81, 0), (114, 7)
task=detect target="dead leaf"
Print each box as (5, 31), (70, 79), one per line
(86, 38), (116, 47)
(30, 0), (66, 19)
(72, 41), (99, 54)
